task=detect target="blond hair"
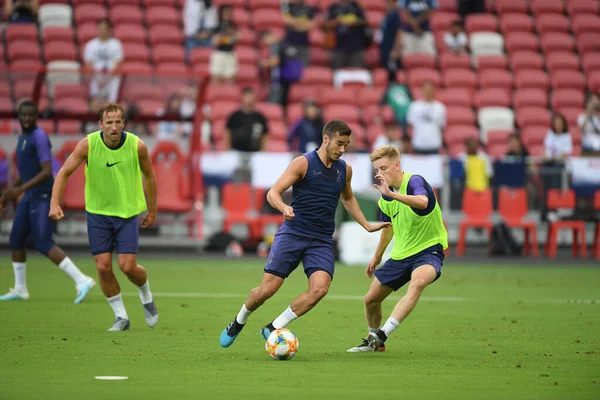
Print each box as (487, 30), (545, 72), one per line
(370, 145), (400, 162)
(98, 103), (125, 122)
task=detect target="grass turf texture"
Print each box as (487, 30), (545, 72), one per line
(1, 257), (599, 400)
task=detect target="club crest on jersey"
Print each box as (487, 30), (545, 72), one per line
(335, 168), (341, 183)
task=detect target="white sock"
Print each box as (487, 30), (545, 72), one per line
(381, 317), (400, 337)
(272, 306), (298, 329)
(13, 262), (27, 292)
(58, 257), (87, 286)
(235, 304), (252, 324)
(107, 293), (128, 319)
(368, 327), (378, 334)
(137, 280), (153, 304)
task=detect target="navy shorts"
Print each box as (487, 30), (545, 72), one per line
(87, 212), (139, 256)
(374, 244), (444, 291)
(9, 195), (55, 255)
(264, 225), (335, 279)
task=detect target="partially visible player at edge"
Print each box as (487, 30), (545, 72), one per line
(0, 100), (95, 303)
(49, 103), (159, 331)
(347, 145), (448, 352)
(220, 120), (391, 347)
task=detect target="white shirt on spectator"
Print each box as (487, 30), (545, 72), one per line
(444, 32), (467, 52)
(577, 113), (600, 152)
(84, 37), (123, 71)
(407, 99), (446, 151)
(184, 0), (218, 38)
(544, 130), (572, 159)
(372, 135), (402, 152)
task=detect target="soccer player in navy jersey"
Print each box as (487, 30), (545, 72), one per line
(220, 120), (391, 348)
(0, 101), (95, 303)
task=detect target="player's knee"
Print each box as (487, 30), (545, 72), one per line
(118, 259), (137, 276)
(309, 285), (328, 301)
(409, 278), (429, 292)
(364, 292), (381, 307)
(34, 240), (54, 256)
(256, 284), (278, 300)
(96, 261), (112, 274)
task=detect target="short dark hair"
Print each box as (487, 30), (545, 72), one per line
(18, 100), (37, 114)
(242, 86), (254, 95)
(322, 120), (351, 138)
(451, 20), (463, 27)
(259, 29), (271, 40)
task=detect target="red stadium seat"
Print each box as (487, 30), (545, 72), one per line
(474, 88), (511, 108)
(358, 87), (386, 107)
(8, 41), (41, 63)
(540, 33), (574, 54)
(499, 13), (533, 34)
(436, 0), (456, 12)
(57, 141), (86, 209)
(145, 6), (181, 26)
(74, 4), (108, 26)
(515, 70), (550, 92)
(253, 9), (284, 30)
(439, 53), (470, 71)
(521, 126), (547, 149)
(137, 99), (164, 115)
(237, 27), (256, 47)
(517, 107), (551, 129)
(255, 102), (284, 122)
(560, 107), (583, 127)
(513, 89), (547, 109)
(446, 106), (475, 126)
(264, 140), (289, 153)
(236, 65), (259, 84)
(300, 67), (333, 86)
(509, 51), (544, 72)
(111, 5), (144, 25)
(221, 182), (261, 240)
(42, 27), (75, 43)
(309, 47), (330, 68)
(205, 84), (241, 103)
(209, 101), (238, 121)
(465, 14), (498, 34)
(504, 32), (539, 53)
(366, 11), (385, 29)
(551, 70), (586, 91)
(54, 98), (88, 114)
(437, 88), (472, 107)
(152, 141), (192, 213)
(403, 54), (437, 70)
(76, 23), (98, 45)
(551, 89), (584, 111)
(535, 14), (570, 35)
(286, 102), (304, 124)
(308, 29), (327, 49)
(544, 190), (587, 258)
(232, 8), (251, 27)
(114, 24), (147, 44)
(486, 129), (513, 146)
(430, 12), (459, 33)
(235, 46), (258, 65)
(148, 25), (183, 45)
(107, 0), (140, 5)
(457, 189), (493, 256)
(319, 87), (358, 107)
(324, 105), (360, 123)
(0, 97), (14, 114)
(479, 69), (513, 90)
(572, 15), (600, 36)
(288, 85), (322, 105)
(583, 53), (600, 74)
(120, 61), (154, 73)
(498, 188), (538, 257)
(531, 0), (563, 16)
(566, 0), (599, 17)
(476, 55), (508, 71)
(444, 125), (479, 146)
(153, 45), (185, 64)
(443, 69), (477, 91)
(189, 48), (212, 66)
(54, 84), (87, 100)
(545, 52), (580, 74)
(44, 41), (78, 62)
(494, 0), (528, 15)
(5, 25), (38, 44)
(122, 43), (151, 63)
(267, 121), (287, 141)
(589, 72), (600, 92)
(143, 0), (178, 6)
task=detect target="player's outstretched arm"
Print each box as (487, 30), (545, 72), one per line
(266, 156), (307, 220)
(138, 140), (157, 227)
(49, 138), (88, 220)
(366, 226), (394, 278)
(373, 174), (428, 210)
(341, 164), (391, 233)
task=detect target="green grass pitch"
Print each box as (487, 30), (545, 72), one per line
(1, 256), (599, 400)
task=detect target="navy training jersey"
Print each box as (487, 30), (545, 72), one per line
(16, 127), (54, 198)
(284, 150), (347, 239)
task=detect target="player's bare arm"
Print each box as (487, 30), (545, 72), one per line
(138, 140), (157, 227)
(267, 156), (307, 221)
(2, 161), (51, 203)
(373, 174), (428, 210)
(49, 138), (89, 220)
(366, 226), (394, 278)
(341, 164), (391, 233)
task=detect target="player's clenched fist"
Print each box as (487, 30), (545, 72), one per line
(48, 203), (64, 220)
(282, 205), (295, 221)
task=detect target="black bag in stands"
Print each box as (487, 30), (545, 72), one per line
(489, 222), (522, 256)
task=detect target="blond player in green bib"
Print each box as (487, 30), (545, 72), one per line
(49, 103), (159, 331)
(348, 145), (448, 352)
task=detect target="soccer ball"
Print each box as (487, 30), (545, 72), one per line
(265, 328), (299, 360)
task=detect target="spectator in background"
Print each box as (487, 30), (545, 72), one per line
(4, 0), (38, 23)
(184, 0), (218, 56)
(406, 81), (446, 154)
(444, 20), (468, 53)
(259, 30), (283, 104)
(399, 0), (437, 56)
(461, 136), (492, 192)
(281, 0), (316, 66)
(544, 113), (573, 162)
(224, 87), (269, 152)
(325, 0), (368, 69)
(578, 93), (600, 154)
(155, 94), (185, 141)
(84, 19), (123, 102)
(210, 5), (238, 84)
(378, 0), (403, 83)
(372, 121), (402, 152)
(457, 0), (485, 18)
(505, 134), (529, 159)
(82, 96), (105, 134)
(287, 99), (324, 153)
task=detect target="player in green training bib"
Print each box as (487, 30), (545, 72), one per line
(49, 103), (159, 332)
(347, 145), (448, 353)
